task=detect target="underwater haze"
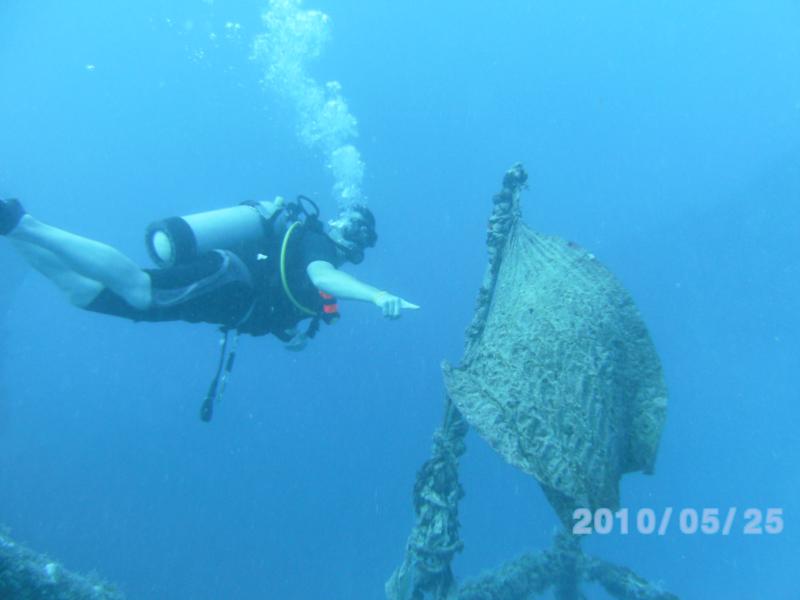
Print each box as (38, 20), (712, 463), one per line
(1, 1), (799, 598)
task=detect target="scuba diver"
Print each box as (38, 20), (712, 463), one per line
(0, 195), (418, 419)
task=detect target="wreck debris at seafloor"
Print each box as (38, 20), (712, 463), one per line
(0, 528), (124, 600)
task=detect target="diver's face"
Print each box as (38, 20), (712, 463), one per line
(329, 213), (363, 241)
(341, 212), (376, 248)
(327, 221), (365, 265)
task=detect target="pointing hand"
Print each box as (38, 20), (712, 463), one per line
(373, 291), (420, 319)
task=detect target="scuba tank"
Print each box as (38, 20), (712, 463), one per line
(145, 198), (288, 267)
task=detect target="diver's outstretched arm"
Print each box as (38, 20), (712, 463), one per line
(307, 260), (419, 319)
(1, 199), (152, 309)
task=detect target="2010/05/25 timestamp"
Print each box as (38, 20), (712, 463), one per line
(572, 507), (784, 536)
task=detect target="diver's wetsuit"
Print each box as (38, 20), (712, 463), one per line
(85, 228), (342, 337)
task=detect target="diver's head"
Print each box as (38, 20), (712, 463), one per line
(327, 204), (377, 264)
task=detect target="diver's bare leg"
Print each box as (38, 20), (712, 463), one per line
(8, 215), (152, 309)
(10, 240), (105, 307)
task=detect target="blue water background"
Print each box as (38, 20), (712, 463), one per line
(1, 1), (798, 598)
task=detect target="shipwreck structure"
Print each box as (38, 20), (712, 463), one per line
(387, 165), (676, 600)
(0, 530), (123, 600)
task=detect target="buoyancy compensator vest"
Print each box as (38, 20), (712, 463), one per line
(148, 196), (340, 423)
(144, 195), (339, 336)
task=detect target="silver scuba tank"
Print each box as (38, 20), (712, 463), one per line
(145, 197), (285, 266)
